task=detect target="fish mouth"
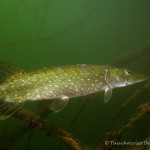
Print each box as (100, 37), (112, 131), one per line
(133, 74), (149, 84)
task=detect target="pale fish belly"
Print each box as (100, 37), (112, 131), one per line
(0, 63), (147, 120)
(0, 65), (106, 102)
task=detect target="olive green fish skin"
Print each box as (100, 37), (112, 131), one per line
(0, 64), (148, 120)
(0, 65), (105, 103)
(0, 64), (147, 103)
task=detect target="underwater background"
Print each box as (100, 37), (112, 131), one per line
(0, 0), (150, 150)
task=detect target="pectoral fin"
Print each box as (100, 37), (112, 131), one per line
(49, 96), (69, 113)
(104, 69), (112, 103)
(104, 87), (112, 103)
(0, 99), (24, 120)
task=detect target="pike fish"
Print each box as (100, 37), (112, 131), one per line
(0, 62), (148, 120)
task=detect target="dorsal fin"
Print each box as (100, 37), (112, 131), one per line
(0, 62), (24, 83)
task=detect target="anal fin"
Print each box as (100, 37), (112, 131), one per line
(0, 99), (24, 120)
(49, 96), (69, 113)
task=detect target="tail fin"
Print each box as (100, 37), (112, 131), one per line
(0, 61), (25, 120)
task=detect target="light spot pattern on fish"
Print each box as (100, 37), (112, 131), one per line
(0, 62), (148, 120)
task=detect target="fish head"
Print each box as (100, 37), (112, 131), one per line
(125, 71), (148, 85)
(108, 68), (148, 88)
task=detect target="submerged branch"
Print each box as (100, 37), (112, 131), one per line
(110, 80), (150, 128)
(118, 103), (150, 150)
(96, 102), (150, 150)
(118, 102), (150, 136)
(0, 42), (149, 150)
(13, 108), (92, 150)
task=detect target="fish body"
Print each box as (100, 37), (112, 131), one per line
(0, 62), (148, 120)
(0, 65), (111, 102)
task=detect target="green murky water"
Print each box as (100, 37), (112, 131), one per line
(0, 0), (150, 150)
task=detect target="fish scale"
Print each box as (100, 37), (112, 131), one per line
(0, 62), (148, 120)
(0, 65), (102, 100)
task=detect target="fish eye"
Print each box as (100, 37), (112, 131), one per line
(125, 70), (131, 76)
